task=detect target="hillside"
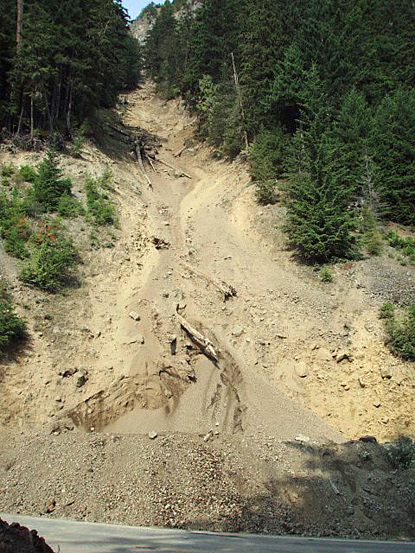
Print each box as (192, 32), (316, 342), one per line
(0, 82), (414, 539)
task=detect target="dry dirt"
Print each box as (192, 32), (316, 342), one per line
(0, 82), (414, 539)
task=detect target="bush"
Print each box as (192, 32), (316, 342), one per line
(0, 282), (26, 354)
(18, 165), (37, 183)
(0, 192), (31, 259)
(19, 234), (80, 292)
(385, 230), (415, 263)
(33, 150), (72, 211)
(0, 163), (15, 178)
(68, 134), (84, 158)
(320, 266), (333, 282)
(379, 302), (395, 320)
(56, 194), (85, 218)
(381, 303), (415, 360)
(85, 176), (116, 225)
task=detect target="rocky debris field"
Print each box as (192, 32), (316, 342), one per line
(0, 430), (414, 540)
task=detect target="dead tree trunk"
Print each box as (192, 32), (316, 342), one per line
(176, 311), (218, 363)
(231, 52), (249, 151)
(135, 142), (152, 188)
(16, 0), (23, 47)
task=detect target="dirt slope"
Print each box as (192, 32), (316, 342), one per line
(0, 82), (414, 538)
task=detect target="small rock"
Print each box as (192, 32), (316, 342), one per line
(295, 434), (310, 443)
(295, 361), (308, 378)
(373, 400), (381, 408)
(76, 374), (88, 388)
(45, 499), (56, 513)
(365, 323), (374, 333)
(203, 431), (213, 442)
(358, 377), (366, 388)
(382, 416), (389, 424)
(148, 431), (158, 440)
(336, 351), (351, 363)
(129, 311), (140, 321)
(232, 325), (244, 338)
(380, 366), (392, 380)
(359, 435), (377, 444)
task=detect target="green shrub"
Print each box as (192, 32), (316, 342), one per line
(85, 176), (116, 225)
(384, 436), (415, 469)
(99, 166), (113, 189)
(0, 283), (26, 354)
(0, 192), (31, 259)
(379, 301), (395, 320)
(366, 233), (383, 256)
(0, 163), (15, 178)
(18, 165), (37, 183)
(33, 150), (72, 211)
(381, 303), (415, 360)
(19, 234), (80, 292)
(56, 194), (85, 218)
(320, 266), (333, 283)
(69, 134), (84, 158)
(386, 230), (415, 263)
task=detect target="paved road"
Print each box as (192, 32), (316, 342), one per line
(2, 514), (414, 553)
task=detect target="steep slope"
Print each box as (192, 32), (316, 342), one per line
(0, 82), (414, 539)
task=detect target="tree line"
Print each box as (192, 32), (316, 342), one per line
(143, 0), (415, 263)
(0, 0), (142, 140)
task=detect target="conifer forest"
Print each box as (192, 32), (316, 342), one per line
(143, 0), (415, 263)
(0, 0), (141, 140)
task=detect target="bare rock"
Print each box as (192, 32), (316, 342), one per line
(295, 361), (308, 378)
(76, 373), (88, 388)
(129, 311), (141, 321)
(232, 325), (244, 338)
(380, 366), (392, 380)
(336, 351), (351, 363)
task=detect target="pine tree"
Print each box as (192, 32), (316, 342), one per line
(332, 88), (373, 198)
(34, 150), (72, 210)
(284, 68), (357, 263)
(372, 88), (415, 225)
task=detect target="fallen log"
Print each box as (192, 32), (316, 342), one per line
(155, 158), (192, 179)
(145, 152), (157, 173)
(176, 311), (218, 363)
(174, 146), (186, 157)
(181, 263), (237, 301)
(135, 144), (152, 188)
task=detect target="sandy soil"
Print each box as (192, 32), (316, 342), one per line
(0, 82), (414, 538)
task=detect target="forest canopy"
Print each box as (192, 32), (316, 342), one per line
(143, 0), (415, 262)
(0, 0), (142, 139)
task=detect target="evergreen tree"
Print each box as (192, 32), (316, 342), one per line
(372, 88), (415, 225)
(33, 150), (72, 210)
(238, 0), (288, 134)
(285, 68), (357, 263)
(332, 88), (373, 198)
